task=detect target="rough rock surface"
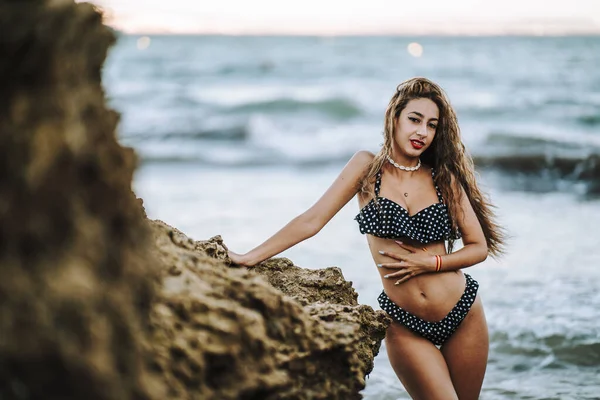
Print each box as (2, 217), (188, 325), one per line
(148, 220), (390, 399)
(0, 1), (390, 399)
(0, 1), (160, 399)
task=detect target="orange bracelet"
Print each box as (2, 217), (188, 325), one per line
(435, 255), (442, 272)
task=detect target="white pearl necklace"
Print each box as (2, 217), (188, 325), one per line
(386, 155), (421, 172)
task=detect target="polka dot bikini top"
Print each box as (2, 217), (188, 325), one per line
(354, 168), (461, 244)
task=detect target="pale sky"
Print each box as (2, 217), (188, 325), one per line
(89, 0), (600, 35)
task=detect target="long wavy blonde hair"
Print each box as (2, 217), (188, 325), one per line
(359, 77), (506, 256)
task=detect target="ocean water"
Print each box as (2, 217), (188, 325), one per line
(105, 35), (600, 399)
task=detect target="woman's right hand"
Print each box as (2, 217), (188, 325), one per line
(227, 250), (255, 267)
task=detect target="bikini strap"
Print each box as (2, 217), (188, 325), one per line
(431, 168), (444, 203)
(375, 169), (382, 197)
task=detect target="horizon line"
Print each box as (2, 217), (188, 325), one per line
(113, 30), (600, 38)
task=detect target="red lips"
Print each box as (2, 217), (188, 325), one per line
(410, 139), (424, 149)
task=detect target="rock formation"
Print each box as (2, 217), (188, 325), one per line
(0, 1), (390, 399)
(0, 1), (160, 399)
(148, 220), (389, 399)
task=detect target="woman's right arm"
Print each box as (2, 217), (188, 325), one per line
(229, 150), (374, 266)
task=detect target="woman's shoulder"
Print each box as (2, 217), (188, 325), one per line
(427, 165), (461, 191)
(421, 163), (436, 179)
(425, 164), (451, 176)
(342, 151), (376, 185)
(350, 150), (376, 166)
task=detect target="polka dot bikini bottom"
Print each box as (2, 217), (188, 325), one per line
(378, 274), (479, 346)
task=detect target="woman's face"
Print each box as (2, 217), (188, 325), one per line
(393, 98), (439, 159)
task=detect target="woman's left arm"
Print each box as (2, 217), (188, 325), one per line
(438, 177), (488, 269)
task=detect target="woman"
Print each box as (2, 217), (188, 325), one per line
(228, 77), (505, 400)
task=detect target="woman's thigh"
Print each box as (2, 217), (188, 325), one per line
(441, 296), (489, 400)
(386, 322), (459, 400)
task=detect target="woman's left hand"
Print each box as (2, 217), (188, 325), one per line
(377, 241), (437, 285)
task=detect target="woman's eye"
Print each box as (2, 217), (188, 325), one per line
(429, 124), (437, 129)
(409, 117), (419, 123)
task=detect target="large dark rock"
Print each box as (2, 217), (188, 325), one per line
(0, 1), (160, 399)
(0, 1), (390, 399)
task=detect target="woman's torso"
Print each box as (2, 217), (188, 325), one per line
(369, 236), (465, 321)
(356, 164), (466, 321)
